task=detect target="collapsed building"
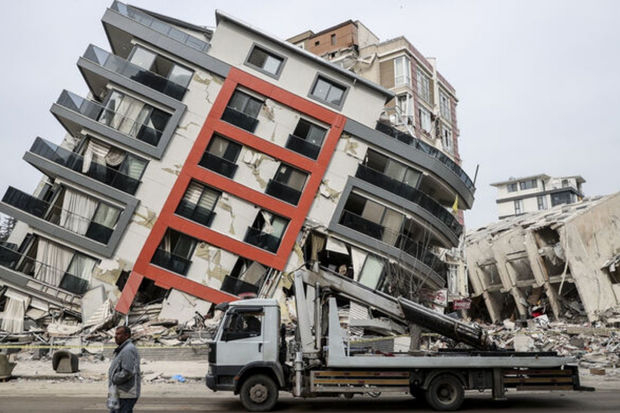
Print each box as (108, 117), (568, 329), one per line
(465, 192), (620, 324)
(0, 2), (474, 338)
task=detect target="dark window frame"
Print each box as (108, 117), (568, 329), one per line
(244, 43), (287, 79)
(308, 73), (349, 110)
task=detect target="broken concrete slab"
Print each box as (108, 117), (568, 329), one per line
(81, 286), (106, 324)
(158, 289), (211, 325)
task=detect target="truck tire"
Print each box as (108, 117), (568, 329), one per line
(425, 374), (464, 411)
(239, 374), (279, 412)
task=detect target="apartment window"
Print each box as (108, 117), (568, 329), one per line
(309, 75), (347, 108)
(245, 210), (289, 253)
(439, 91), (451, 120)
(222, 90), (263, 133)
(246, 45), (285, 77)
(441, 126), (453, 153)
(520, 179), (537, 190)
(357, 255), (385, 290)
(128, 45), (194, 89)
(330, 33), (336, 46)
(266, 164), (307, 205)
(363, 149), (421, 188)
(176, 181), (220, 227)
(151, 229), (197, 275)
(397, 94), (413, 121)
(287, 119), (327, 159)
(551, 191), (573, 206)
(562, 179), (569, 188)
(394, 56), (411, 86)
(341, 193), (404, 245)
(507, 183), (518, 193)
(314, 40), (320, 47)
(201, 136), (242, 178)
(514, 199), (523, 215)
(418, 105), (432, 133)
(60, 252), (98, 295)
(416, 68), (432, 104)
(537, 195), (548, 210)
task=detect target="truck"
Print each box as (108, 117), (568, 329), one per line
(205, 269), (592, 411)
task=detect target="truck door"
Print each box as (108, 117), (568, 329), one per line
(217, 307), (266, 367)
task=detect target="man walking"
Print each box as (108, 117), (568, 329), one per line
(108, 326), (141, 413)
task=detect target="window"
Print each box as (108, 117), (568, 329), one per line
(222, 310), (263, 341)
(60, 252), (98, 295)
(551, 191), (573, 206)
(357, 255), (385, 290)
(439, 91), (451, 120)
(151, 229), (197, 275)
(266, 164), (308, 205)
(441, 126), (453, 153)
(507, 182), (518, 192)
(514, 199), (523, 215)
(341, 193), (404, 245)
(397, 94), (413, 122)
(314, 40), (320, 47)
(245, 210), (289, 253)
(537, 195), (547, 210)
(176, 181), (220, 226)
(416, 68), (432, 104)
(418, 105), (432, 133)
(520, 179), (537, 190)
(246, 45), (284, 77)
(310, 75), (347, 108)
(287, 119), (327, 159)
(363, 149), (421, 189)
(562, 179), (569, 188)
(394, 56), (411, 86)
(330, 33), (336, 46)
(223, 90), (263, 132)
(201, 135), (242, 178)
(128, 45), (193, 90)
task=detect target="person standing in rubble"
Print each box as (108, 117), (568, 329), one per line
(107, 325), (141, 413)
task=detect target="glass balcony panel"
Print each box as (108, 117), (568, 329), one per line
(244, 227), (281, 253)
(339, 210), (384, 240)
(29, 138), (141, 195)
(265, 180), (302, 205)
(285, 134), (321, 160)
(84, 221), (114, 244)
(220, 275), (260, 296)
(59, 272), (90, 295)
(151, 248), (191, 275)
(2, 187), (48, 218)
(176, 200), (216, 227)
(221, 107), (259, 133)
(199, 152), (238, 178)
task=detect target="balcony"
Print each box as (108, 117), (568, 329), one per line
(176, 200), (216, 227)
(29, 138), (140, 195)
(221, 107), (259, 133)
(110, 1), (210, 52)
(375, 122), (475, 192)
(151, 248), (192, 275)
(199, 152), (238, 179)
(2, 187), (115, 245)
(0, 244), (89, 296)
(220, 275), (259, 296)
(56, 90), (164, 146)
(339, 210), (384, 240)
(265, 180), (302, 205)
(355, 164), (462, 238)
(244, 227), (281, 253)
(83, 44), (187, 100)
(285, 134), (321, 160)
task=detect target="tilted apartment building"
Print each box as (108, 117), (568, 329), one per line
(0, 2), (475, 326)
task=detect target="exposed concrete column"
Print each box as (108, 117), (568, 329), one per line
(492, 249), (528, 318)
(466, 261), (502, 323)
(523, 231), (562, 320)
(408, 323), (422, 351)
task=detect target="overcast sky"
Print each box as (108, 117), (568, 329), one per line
(1, 0), (618, 230)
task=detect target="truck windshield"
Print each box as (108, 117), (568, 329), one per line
(221, 310), (264, 340)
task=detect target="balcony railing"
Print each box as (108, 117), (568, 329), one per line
(176, 200), (216, 227)
(151, 248), (192, 275)
(339, 210), (446, 276)
(83, 44), (187, 100)
(111, 1), (210, 52)
(220, 275), (259, 296)
(30, 138), (141, 195)
(285, 134), (321, 160)
(355, 164), (462, 238)
(376, 122), (475, 192)
(221, 107), (259, 133)
(2, 187), (115, 245)
(56, 90), (165, 146)
(199, 152), (238, 179)
(244, 227), (281, 253)
(265, 180), (302, 205)
(0, 244), (89, 295)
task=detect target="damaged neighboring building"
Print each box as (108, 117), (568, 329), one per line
(465, 192), (620, 324)
(0, 2), (475, 333)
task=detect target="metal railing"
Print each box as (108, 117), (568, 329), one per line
(265, 179), (302, 205)
(57, 90), (165, 146)
(83, 44), (187, 100)
(199, 152), (238, 179)
(221, 107), (259, 133)
(376, 122), (475, 192)
(244, 227), (281, 253)
(151, 248), (192, 275)
(2, 187), (115, 245)
(29, 138), (140, 195)
(0, 244), (89, 295)
(285, 134), (321, 160)
(175, 200), (216, 227)
(111, 1), (210, 52)
(355, 164), (462, 237)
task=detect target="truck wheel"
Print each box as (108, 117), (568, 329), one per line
(425, 374), (464, 411)
(240, 374), (278, 412)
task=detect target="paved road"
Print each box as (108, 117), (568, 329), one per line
(0, 391), (618, 413)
